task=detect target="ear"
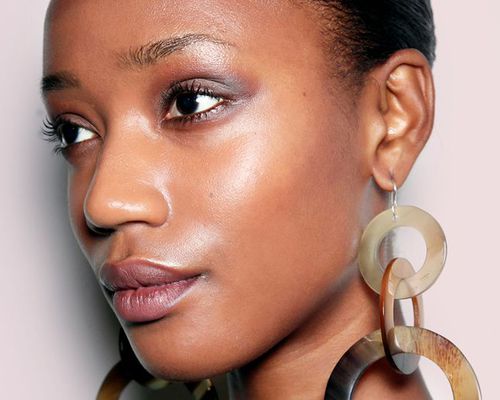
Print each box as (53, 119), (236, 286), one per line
(359, 49), (435, 192)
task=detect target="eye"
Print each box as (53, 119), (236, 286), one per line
(57, 122), (97, 148)
(166, 91), (224, 120)
(161, 80), (228, 124)
(42, 118), (98, 151)
(42, 117), (99, 154)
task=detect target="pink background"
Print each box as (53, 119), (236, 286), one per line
(0, 1), (497, 398)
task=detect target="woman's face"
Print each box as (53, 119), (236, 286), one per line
(43, 0), (370, 379)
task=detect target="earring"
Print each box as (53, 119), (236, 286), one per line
(97, 328), (220, 400)
(325, 180), (482, 400)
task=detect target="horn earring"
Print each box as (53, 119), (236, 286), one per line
(97, 328), (219, 400)
(325, 179), (482, 399)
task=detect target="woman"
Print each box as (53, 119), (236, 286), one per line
(41, 0), (479, 398)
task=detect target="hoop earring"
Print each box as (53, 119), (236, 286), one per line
(97, 328), (220, 400)
(325, 180), (482, 399)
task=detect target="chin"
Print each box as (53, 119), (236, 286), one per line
(124, 317), (249, 381)
(133, 342), (245, 382)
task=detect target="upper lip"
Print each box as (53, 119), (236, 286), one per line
(99, 259), (199, 292)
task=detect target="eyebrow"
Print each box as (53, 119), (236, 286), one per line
(117, 33), (234, 68)
(40, 33), (233, 96)
(41, 71), (80, 97)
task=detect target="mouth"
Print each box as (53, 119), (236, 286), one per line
(100, 259), (201, 323)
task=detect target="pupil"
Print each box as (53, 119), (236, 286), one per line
(176, 93), (199, 115)
(59, 123), (79, 145)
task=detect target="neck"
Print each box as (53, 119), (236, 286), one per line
(226, 268), (431, 400)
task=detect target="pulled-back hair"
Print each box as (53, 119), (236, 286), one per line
(310, 0), (436, 80)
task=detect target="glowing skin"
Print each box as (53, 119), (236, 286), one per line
(42, 0), (435, 398)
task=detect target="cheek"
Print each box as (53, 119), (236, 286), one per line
(130, 92), (363, 380)
(67, 169), (86, 240)
(215, 102), (360, 330)
(67, 163), (98, 266)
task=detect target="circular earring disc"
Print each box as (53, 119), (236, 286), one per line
(358, 205), (447, 299)
(380, 258), (423, 375)
(325, 327), (482, 400)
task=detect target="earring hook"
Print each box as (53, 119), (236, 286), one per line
(391, 179), (398, 221)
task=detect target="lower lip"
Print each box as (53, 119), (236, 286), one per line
(112, 277), (199, 323)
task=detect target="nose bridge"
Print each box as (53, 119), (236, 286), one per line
(83, 123), (169, 230)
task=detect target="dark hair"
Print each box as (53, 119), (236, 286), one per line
(310, 0), (436, 80)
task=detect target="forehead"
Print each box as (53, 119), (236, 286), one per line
(43, 0), (323, 72)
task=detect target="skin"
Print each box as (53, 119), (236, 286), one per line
(43, 0), (435, 398)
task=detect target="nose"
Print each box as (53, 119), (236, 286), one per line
(83, 134), (169, 233)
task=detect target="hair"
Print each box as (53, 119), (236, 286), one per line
(308, 0), (436, 82)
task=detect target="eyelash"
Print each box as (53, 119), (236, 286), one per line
(41, 118), (65, 154)
(41, 79), (226, 153)
(161, 80), (225, 125)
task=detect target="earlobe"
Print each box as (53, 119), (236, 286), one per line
(366, 49), (435, 192)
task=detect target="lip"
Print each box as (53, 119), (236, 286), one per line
(100, 259), (201, 323)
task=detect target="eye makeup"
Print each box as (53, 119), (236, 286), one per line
(42, 114), (99, 154)
(42, 48), (259, 153)
(159, 78), (243, 128)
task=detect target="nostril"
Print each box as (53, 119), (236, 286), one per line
(86, 219), (115, 237)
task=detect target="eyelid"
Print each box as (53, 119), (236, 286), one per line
(48, 114), (100, 151)
(159, 79), (232, 125)
(166, 93), (224, 119)
(162, 80), (220, 106)
(54, 113), (99, 134)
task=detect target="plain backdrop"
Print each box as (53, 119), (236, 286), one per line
(1, 1), (498, 398)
